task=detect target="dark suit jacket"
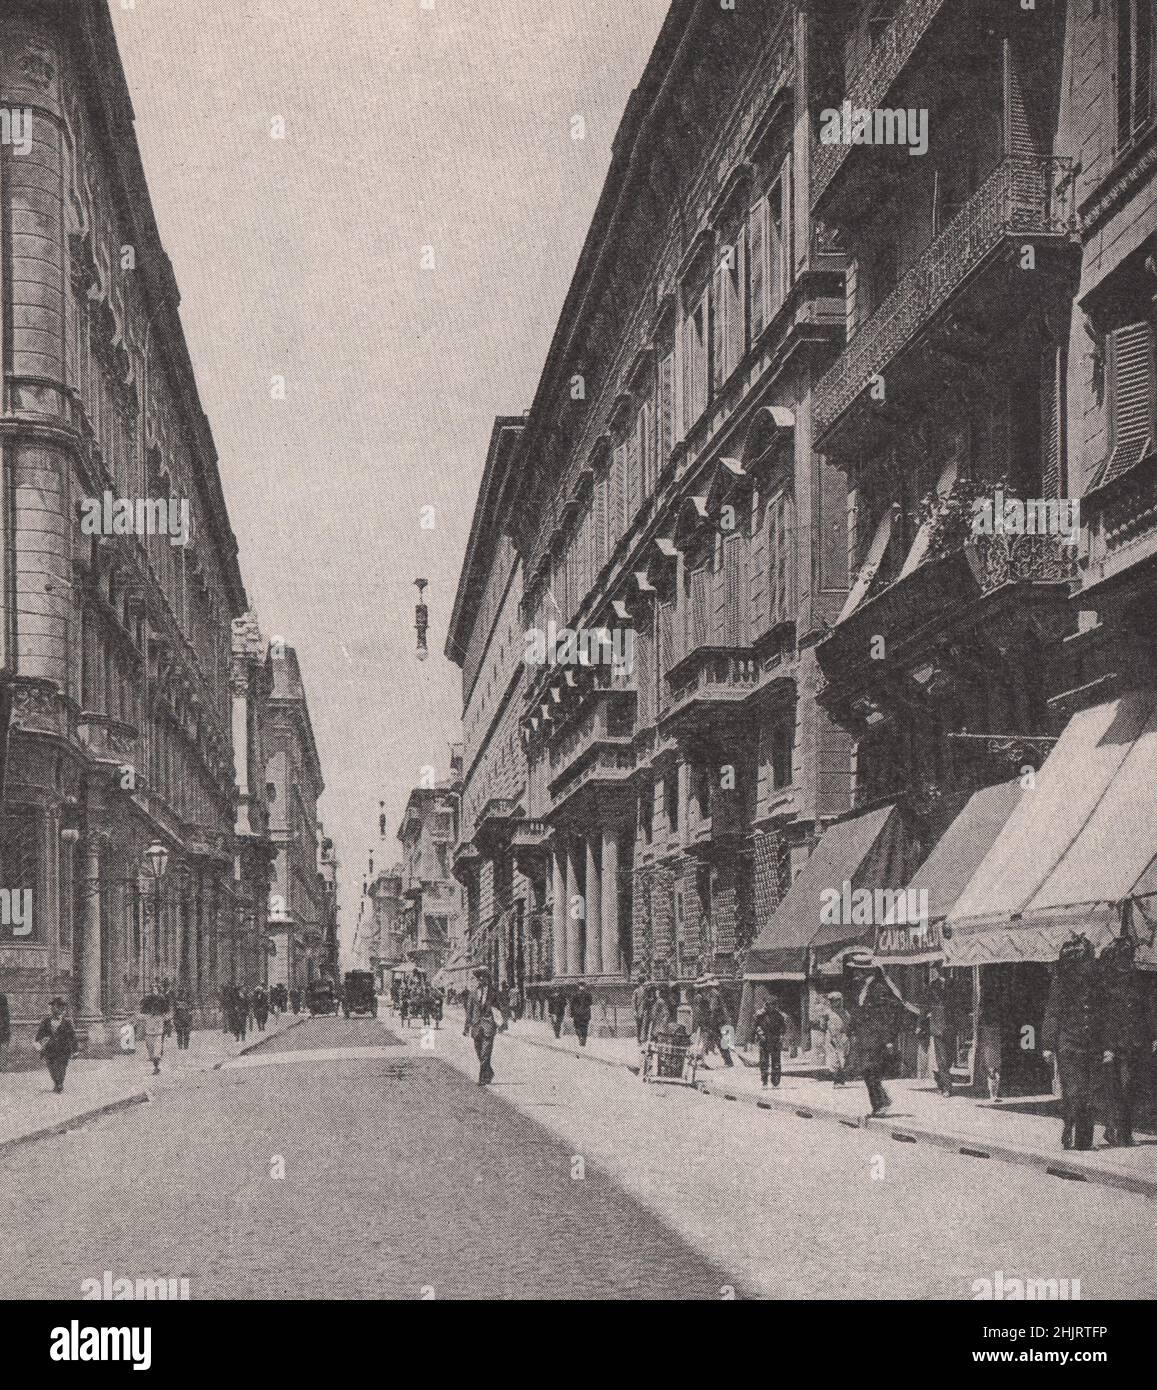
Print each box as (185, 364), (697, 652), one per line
(35, 1015), (76, 1061)
(464, 984), (504, 1035)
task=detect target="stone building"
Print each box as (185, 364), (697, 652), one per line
(0, 0), (249, 1050)
(397, 776), (462, 979)
(264, 643), (327, 991)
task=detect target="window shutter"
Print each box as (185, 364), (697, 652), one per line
(768, 179), (784, 318)
(659, 351), (675, 466)
(595, 476), (608, 570)
(749, 197), (767, 342)
(610, 444), (625, 543)
(729, 235), (745, 374)
(780, 154), (794, 296)
(1040, 345), (1061, 498)
(1104, 320), (1156, 485)
(627, 412), (642, 523)
(712, 257), (727, 394)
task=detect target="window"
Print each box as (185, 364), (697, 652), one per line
(749, 157), (793, 341)
(657, 348), (676, 470)
(610, 442), (627, 547)
(682, 284), (709, 431)
(770, 718), (794, 791)
(634, 399), (652, 509)
(0, 811), (39, 943)
(692, 763), (711, 822)
(664, 766), (680, 835)
(1118, 0), (1155, 151)
(1103, 319), (1156, 485)
(713, 236), (745, 390)
(766, 487), (796, 628)
(640, 787), (654, 844)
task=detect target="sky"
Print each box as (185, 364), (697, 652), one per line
(109, 0), (671, 956)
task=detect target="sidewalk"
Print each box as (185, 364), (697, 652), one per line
(0, 1010), (306, 1155)
(501, 1014), (1157, 1198)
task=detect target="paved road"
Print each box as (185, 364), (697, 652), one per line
(2, 1015), (1154, 1300)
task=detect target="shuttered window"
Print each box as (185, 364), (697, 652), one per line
(749, 198), (767, 342)
(713, 239), (745, 389)
(610, 444), (625, 546)
(594, 475), (609, 571)
(657, 350), (675, 469)
(682, 288), (709, 431)
(1118, 0), (1156, 150)
(1104, 320), (1156, 486)
(1040, 344), (1062, 499)
(627, 412), (642, 524)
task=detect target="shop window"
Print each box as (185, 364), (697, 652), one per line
(0, 811), (39, 943)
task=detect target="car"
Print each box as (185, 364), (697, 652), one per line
(305, 979), (339, 1016)
(342, 970), (378, 1018)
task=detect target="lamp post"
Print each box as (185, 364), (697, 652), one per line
(414, 578), (429, 661)
(145, 842), (168, 990)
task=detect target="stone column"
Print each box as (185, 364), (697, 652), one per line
(187, 875), (199, 1006)
(78, 833), (103, 1023)
(565, 835), (584, 977)
(602, 825), (621, 977)
(551, 841), (566, 978)
(584, 835), (602, 976)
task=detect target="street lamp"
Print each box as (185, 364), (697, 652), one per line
(414, 578), (429, 661)
(144, 843), (168, 990)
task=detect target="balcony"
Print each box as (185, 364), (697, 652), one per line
(659, 647), (760, 741)
(548, 705), (636, 817)
(473, 797), (521, 855)
(814, 156), (1077, 449)
(816, 531), (1077, 722)
(512, 818), (552, 877)
(812, 0), (952, 208)
(451, 840), (481, 885)
(1081, 454), (1157, 596)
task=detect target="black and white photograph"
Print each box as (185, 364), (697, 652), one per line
(0, 0), (1156, 1352)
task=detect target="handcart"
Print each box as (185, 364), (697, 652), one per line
(641, 1027), (700, 1086)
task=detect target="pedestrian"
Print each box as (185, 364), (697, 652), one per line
(844, 951), (907, 1117)
(173, 992), (193, 1050)
(219, 984), (231, 1034)
(708, 985), (735, 1067)
(810, 991), (851, 1085)
(229, 987), (247, 1043)
(400, 988), (410, 1028)
(646, 985), (672, 1043)
(138, 991), (172, 1075)
(432, 988), (444, 1029)
(751, 994), (787, 1088)
(570, 981), (593, 1047)
(290, 987), (301, 1016)
(632, 978), (650, 1045)
(547, 986), (566, 1039)
(1097, 936), (1157, 1147)
(923, 976), (956, 1097)
(35, 997), (77, 1094)
(463, 966), (505, 1086)
(506, 982), (521, 1023)
(0, 990), (10, 1071)
(1042, 933), (1100, 1151)
(253, 986), (269, 1032)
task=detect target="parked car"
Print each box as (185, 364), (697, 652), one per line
(305, 978), (339, 1016)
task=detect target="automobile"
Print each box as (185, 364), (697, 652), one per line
(305, 978), (339, 1016)
(342, 970), (378, 1018)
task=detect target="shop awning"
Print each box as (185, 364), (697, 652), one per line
(874, 778), (1027, 966)
(945, 692), (1157, 966)
(744, 804), (906, 980)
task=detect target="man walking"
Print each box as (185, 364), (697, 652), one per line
(173, 991), (193, 1050)
(1097, 935), (1156, 1148)
(708, 985), (735, 1067)
(570, 981), (593, 1047)
(463, 967), (505, 1085)
(138, 992), (172, 1075)
(547, 985), (567, 1039)
(751, 994), (787, 1088)
(1042, 933), (1101, 1151)
(35, 998), (77, 1094)
(845, 951), (906, 1117)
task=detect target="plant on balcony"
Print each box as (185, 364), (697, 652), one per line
(916, 473), (1009, 563)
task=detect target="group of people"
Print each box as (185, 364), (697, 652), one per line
(219, 983), (285, 1042)
(547, 981), (594, 1045)
(393, 979), (444, 1028)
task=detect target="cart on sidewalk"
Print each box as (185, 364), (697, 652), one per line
(641, 1026), (699, 1086)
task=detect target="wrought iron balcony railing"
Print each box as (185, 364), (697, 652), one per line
(812, 0), (951, 206)
(815, 156), (1076, 441)
(970, 532), (1078, 591)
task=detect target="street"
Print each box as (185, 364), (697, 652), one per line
(1, 1015), (1154, 1301)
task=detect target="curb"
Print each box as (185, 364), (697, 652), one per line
(0, 1092), (150, 1159)
(508, 1030), (1157, 1200)
(212, 1013), (310, 1068)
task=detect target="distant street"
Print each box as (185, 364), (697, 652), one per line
(2, 1014), (1154, 1300)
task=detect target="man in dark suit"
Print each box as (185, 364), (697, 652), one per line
(35, 997), (77, 1094)
(1042, 933), (1100, 1150)
(1097, 935), (1157, 1147)
(570, 982), (593, 1047)
(463, 967), (506, 1085)
(845, 951), (907, 1117)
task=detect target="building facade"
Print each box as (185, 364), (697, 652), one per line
(0, 0), (250, 1051)
(450, 0), (1157, 1063)
(264, 643), (327, 990)
(397, 778), (462, 978)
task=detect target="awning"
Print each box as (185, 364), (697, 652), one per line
(744, 804), (907, 980)
(945, 691), (1157, 966)
(873, 778), (1026, 966)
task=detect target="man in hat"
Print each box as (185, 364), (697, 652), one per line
(547, 984), (567, 1039)
(751, 992), (788, 1088)
(844, 950), (905, 1117)
(138, 991), (172, 1075)
(35, 997), (77, 1094)
(569, 980), (593, 1047)
(810, 990), (851, 1085)
(463, 967), (505, 1085)
(1042, 933), (1100, 1150)
(1097, 935), (1157, 1147)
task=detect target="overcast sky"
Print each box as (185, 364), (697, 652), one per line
(109, 0), (670, 953)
